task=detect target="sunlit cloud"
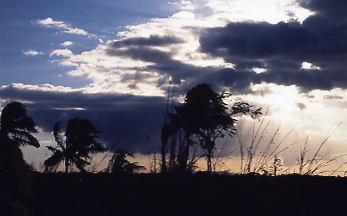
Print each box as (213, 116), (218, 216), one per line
(206, 0), (312, 24)
(22, 50), (44, 56)
(36, 17), (95, 37)
(49, 49), (74, 57)
(61, 41), (74, 46)
(0, 83), (79, 93)
(301, 62), (321, 70)
(252, 68), (267, 74)
(44, 0), (314, 98)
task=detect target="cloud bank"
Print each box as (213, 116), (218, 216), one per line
(0, 84), (166, 154)
(199, 0), (347, 91)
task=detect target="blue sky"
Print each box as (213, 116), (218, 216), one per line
(0, 0), (178, 87)
(2, 0), (347, 173)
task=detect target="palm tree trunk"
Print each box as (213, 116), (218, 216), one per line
(207, 154), (212, 173)
(65, 159), (69, 173)
(169, 137), (177, 171)
(180, 136), (192, 172)
(160, 141), (167, 173)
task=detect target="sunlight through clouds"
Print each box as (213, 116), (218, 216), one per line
(46, 0), (313, 97)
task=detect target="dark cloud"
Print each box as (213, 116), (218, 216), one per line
(120, 72), (155, 83)
(107, 46), (215, 87)
(194, 68), (259, 93)
(99, 0), (347, 94)
(104, 1), (347, 94)
(110, 35), (184, 48)
(0, 85), (166, 154)
(106, 47), (275, 94)
(299, 0), (347, 20)
(200, 21), (315, 60)
(199, 0), (347, 92)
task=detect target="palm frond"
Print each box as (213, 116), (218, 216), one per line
(72, 156), (90, 172)
(9, 130), (40, 148)
(44, 148), (64, 172)
(53, 122), (65, 150)
(11, 117), (37, 133)
(0, 102), (37, 133)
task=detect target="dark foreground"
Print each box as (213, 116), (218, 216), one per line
(3, 173), (347, 216)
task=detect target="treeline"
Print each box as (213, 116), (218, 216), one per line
(0, 102), (144, 175)
(2, 83), (347, 216)
(0, 83), (261, 175)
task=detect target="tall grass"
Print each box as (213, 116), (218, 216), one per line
(234, 116), (347, 176)
(236, 114), (296, 175)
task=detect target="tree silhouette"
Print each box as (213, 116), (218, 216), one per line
(179, 84), (238, 172)
(0, 102), (38, 216)
(107, 149), (145, 174)
(161, 107), (198, 173)
(44, 117), (106, 173)
(0, 101), (39, 148)
(161, 84), (262, 172)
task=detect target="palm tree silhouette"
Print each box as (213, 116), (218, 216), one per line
(44, 117), (106, 173)
(0, 101), (39, 148)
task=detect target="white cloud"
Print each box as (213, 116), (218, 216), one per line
(206, 0), (312, 24)
(46, 0), (314, 96)
(22, 50), (44, 56)
(252, 68), (267, 74)
(49, 49), (74, 57)
(301, 62), (321, 70)
(36, 17), (94, 37)
(61, 41), (74, 46)
(169, 0), (196, 11)
(0, 83), (79, 93)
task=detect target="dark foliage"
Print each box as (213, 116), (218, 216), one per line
(161, 83), (261, 172)
(44, 117), (106, 173)
(107, 149), (145, 174)
(0, 101), (39, 148)
(0, 102), (38, 216)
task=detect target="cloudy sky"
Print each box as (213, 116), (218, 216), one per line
(2, 0), (347, 172)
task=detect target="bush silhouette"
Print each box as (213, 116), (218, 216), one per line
(107, 149), (145, 174)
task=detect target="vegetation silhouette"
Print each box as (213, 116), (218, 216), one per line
(32, 173), (347, 216)
(44, 118), (106, 173)
(1, 93), (347, 216)
(107, 149), (146, 174)
(0, 101), (39, 149)
(0, 102), (39, 216)
(161, 83), (262, 172)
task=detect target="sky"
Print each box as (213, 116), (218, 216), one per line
(2, 0), (347, 173)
